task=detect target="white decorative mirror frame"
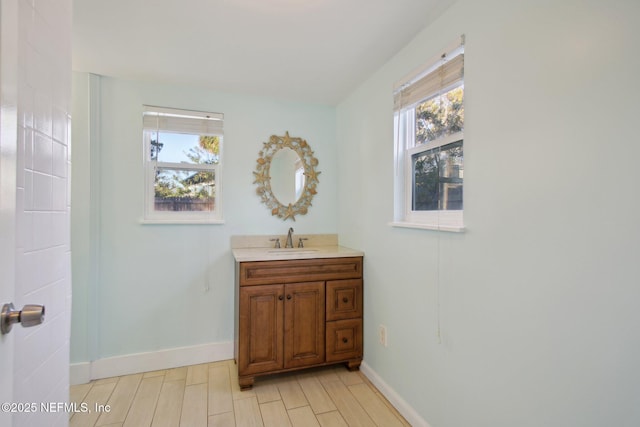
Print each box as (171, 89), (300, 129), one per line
(253, 131), (320, 221)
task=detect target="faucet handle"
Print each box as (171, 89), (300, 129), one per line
(270, 238), (281, 248)
(297, 238), (308, 248)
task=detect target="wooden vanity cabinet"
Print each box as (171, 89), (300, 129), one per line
(235, 256), (363, 390)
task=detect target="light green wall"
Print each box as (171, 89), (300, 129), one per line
(71, 73), (91, 363)
(71, 75), (337, 362)
(337, 0), (640, 426)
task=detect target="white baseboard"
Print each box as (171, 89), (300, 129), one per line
(360, 361), (432, 427)
(70, 362), (91, 386)
(70, 341), (234, 385)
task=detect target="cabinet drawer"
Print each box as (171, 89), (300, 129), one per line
(239, 257), (362, 286)
(326, 319), (362, 362)
(326, 279), (362, 321)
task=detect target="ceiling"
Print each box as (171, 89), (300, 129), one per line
(73, 0), (455, 105)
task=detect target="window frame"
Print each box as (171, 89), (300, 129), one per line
(142, 106), (224, 224)
(392, 40), (465, 232)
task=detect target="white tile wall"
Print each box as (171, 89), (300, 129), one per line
(13, 0), (72, 425)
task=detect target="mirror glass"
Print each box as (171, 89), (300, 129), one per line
(270, 147), (305, 205)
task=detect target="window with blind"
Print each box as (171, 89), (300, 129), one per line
(392, 37), (465, 231)
(142, 105), (224, 223)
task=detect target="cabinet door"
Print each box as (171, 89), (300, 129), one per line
(284, 281), (325, 369)
(239, 284), (284, 375)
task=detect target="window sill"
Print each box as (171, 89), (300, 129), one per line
(140, 218), (225, 225)
(389, 221), (465, 233)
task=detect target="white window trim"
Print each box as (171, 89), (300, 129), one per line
(141, 107), (224, 224)
(391, 37), (465, 233)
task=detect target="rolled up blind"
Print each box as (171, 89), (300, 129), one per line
(143, 105), (224, 136)
(393, 46), (464, 112)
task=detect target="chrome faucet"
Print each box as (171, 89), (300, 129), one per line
(285, 227), (294, 248)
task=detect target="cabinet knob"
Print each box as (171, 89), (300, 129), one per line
(342, 337), (348, 343)
(278, 295), (284, 301)
(286, 295), (292, 300)
(342, 297), (349, 303)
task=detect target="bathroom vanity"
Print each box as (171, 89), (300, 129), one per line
(232, 235), (363, 390)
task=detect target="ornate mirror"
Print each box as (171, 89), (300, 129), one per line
(253, 131), (320, 220)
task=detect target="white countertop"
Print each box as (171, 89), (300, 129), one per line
(232, 245), (364, 262)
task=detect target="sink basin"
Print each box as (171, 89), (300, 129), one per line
(267, 248), (320, 255)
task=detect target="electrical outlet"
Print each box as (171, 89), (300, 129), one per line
(378, 325), (388, 347)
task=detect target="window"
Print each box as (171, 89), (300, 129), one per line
(393, 38), (464, 231)
(142, 106), (224, 223)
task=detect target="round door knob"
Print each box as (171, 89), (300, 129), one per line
(342, 297), (349, 303)
(278, 295), (284, 301)
(342, 337), (348, 343)
(286, 295), (292, 300)
(1, 303), (45, 334)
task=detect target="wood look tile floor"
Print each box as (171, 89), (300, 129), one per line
(69, 360), (410, 427)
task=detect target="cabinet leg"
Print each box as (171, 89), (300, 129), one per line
(239, 376), (254, 391)
(346, 360), (361, 371)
